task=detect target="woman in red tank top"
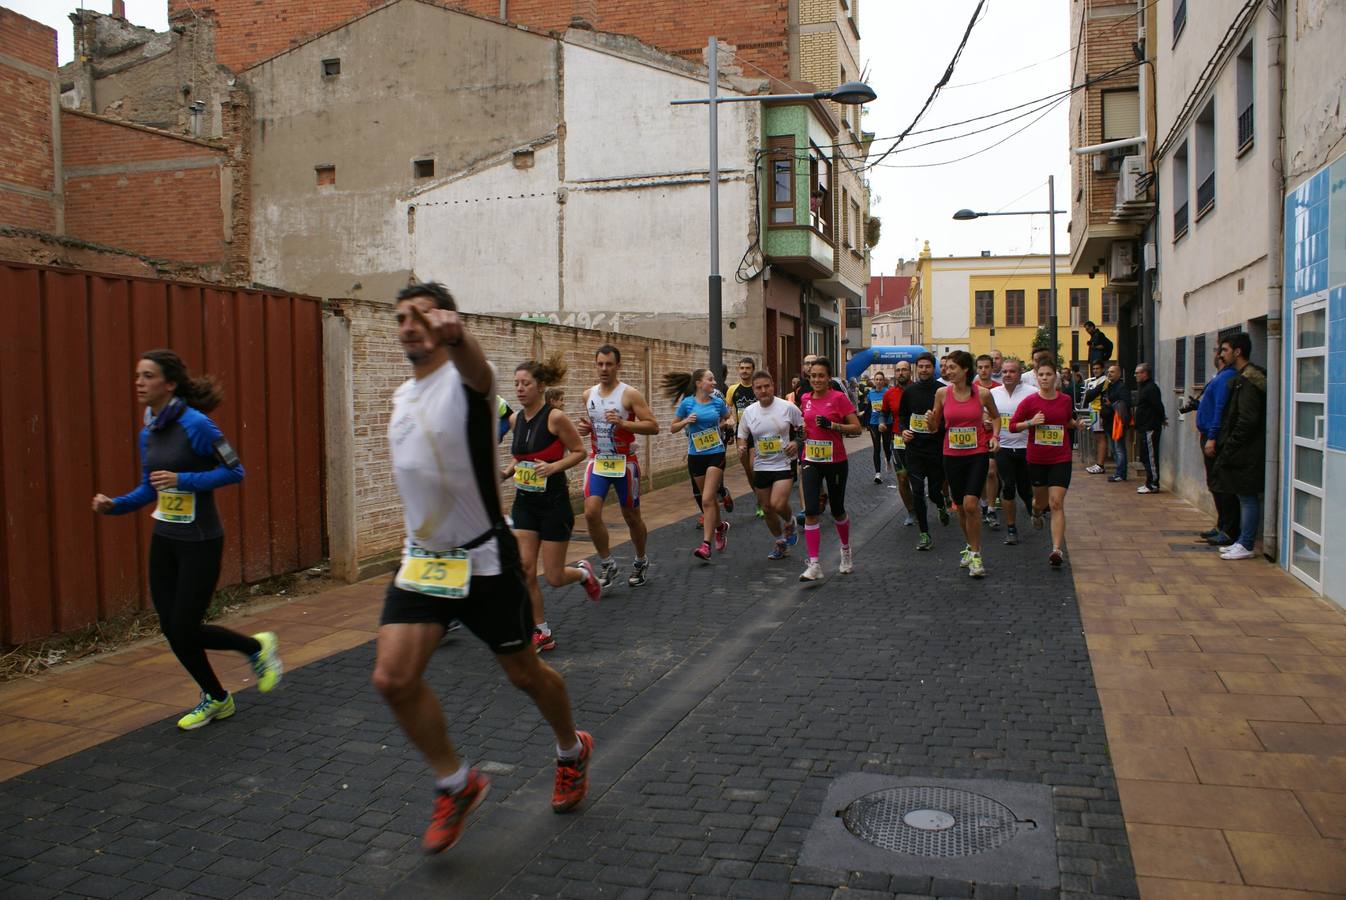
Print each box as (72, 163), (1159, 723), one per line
(928, 350), (1001, 578)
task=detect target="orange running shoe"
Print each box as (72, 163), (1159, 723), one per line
(422, 768), (489, 853)
(552, 730), (594, 813)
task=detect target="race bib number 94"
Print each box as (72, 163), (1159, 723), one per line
(396, 548), (471, 598)
(152, 489), (196, 523)
(593, 453), (627, 478)
(947, 426), (978, 450)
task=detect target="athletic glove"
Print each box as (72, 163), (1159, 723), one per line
(815, 414), (832, 429)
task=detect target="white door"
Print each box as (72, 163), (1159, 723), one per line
(1289, 299), (1327, 591)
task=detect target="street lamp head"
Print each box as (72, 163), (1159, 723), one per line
(823, 81), (877, 105)
(952, 209), (982, 221)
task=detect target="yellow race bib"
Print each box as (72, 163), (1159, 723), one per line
(1036, 425), (1065, 447)
(893, 433), (906, 449)
(947, 426), (978, 450)
(1000, 414), (1011, 431)
(804, 439), (834, 463)
(512, 461), (546, 492)
(691, 429), (724, 453)
(909, 413), (931, 434)
(396, 547), (471, 599)
(756, 435), (783, 454)
(593, 453), (627, 478)
(152, 489), (196, 523)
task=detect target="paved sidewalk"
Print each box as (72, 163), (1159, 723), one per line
(0, 442), (1133, 899)
(1067, 469), (1346, 898)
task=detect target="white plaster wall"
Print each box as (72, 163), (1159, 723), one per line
(931, 267), (973, 344)
(402, 144), (560, 316)
(1284, 0), (1346, 186)
(562, 44), (756, 182)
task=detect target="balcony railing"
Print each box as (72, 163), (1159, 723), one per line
(1196, 173), (1216, 218)
(1237, 103), (1254, 153)
(1173, 202), (1189, 241)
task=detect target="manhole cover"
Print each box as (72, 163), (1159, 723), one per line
(842, 785), (1023, 858)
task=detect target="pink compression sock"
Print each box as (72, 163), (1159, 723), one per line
(804, 523), (821, 561)
(834, 517), (850, 548)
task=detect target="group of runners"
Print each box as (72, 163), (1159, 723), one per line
(89, 279), (1086, 858)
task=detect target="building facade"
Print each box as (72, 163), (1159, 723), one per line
(915, 243), (1112, 366)
(867, 272), (916, 349)
(1067, 0), (1156, 372)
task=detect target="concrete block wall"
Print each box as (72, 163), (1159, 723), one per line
(0, 8), (59, 232)
(60, 110), (228, 264)
(325, 298), (754, 576)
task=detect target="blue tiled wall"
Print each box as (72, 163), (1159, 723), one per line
(1285, 169), (1330, 302)
(1331, 286), (1346, 451)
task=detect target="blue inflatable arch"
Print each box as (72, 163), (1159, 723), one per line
(845, 345), (929, 381)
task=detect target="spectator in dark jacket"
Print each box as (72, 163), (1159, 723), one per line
(1100, 364), (1130, 481)
(1210, 333), (1266, 560)
(1084, 321), (1114, 367)
(1133, 363), (1165, 493)
(1196, 352), (1238, 543)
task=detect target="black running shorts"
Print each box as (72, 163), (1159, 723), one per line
(511, 494), (574, 542)
(1029, 461), (1073, 489)
(943, 452), (991, 501)
(753, 469), (793, 490)
(687, 452), (727, 479)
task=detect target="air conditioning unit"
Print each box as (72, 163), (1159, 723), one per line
(1143, 241), (1157, 271)
(1118, 155), (1144, 203)
(1110, 241), (1137, 281)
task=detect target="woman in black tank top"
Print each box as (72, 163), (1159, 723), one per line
(501, 356), (600, 652)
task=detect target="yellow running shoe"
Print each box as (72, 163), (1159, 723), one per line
(177, 693), (235, 731)
(250, 632), (283, 693)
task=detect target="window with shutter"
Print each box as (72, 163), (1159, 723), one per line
(1102, 89), (1140, 141)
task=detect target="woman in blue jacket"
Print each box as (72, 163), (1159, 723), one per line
(92, 350), (282, 731)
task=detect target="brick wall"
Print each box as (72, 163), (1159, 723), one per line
(1076, 3), (1140, 228)
(60, 110), (228, 264)
(0, 8), (57, 232)
(331, 298), (753, 565)
(171, 0), (791, 78)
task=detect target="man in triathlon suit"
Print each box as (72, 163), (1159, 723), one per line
(990, 358), (1036, 545)
(578, 344), (660, 588)
(372, 282), (592, 855)
(724, 357), (762, 518)
(975, 354), (1002, 529)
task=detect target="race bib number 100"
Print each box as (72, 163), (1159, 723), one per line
(947, 426), (978, 450)
(152, 489), (196, 523)
(396, 548), (471, 598)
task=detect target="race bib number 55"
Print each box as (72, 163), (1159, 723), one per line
(396, 548), (471, 598)
(909, 413), (931, 434)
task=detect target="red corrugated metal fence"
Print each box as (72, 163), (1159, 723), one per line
(0, 263), (325, 645)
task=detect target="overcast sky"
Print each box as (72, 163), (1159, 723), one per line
(19, 0), (1072, 274)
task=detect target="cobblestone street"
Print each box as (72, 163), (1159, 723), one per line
(0, 450), (1136, 899)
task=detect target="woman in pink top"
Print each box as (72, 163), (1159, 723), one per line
(1009, 360), (1084, 569)
(928, 350), (1001, 578)
(798, 357), (863, 584)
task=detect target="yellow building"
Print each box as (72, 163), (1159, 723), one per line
(913, 242), (1119, 366)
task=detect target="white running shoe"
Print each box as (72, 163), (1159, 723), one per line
(873, 473), (882, 484)
(1221, 544), (1255, 560)
(838, 547), (853, 574)
(799, 561), (824, 582)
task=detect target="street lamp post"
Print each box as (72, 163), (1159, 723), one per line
(674, 38), (875, 386)
(953, 175), (1065, 360)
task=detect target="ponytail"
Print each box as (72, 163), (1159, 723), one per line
(140, 349), (224, 412)
(516, 352), (568, 387)
(660, 368), (710, 405)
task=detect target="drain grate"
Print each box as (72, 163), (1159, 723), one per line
(841, 785), (1024, 858)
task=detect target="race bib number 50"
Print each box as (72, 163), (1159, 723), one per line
(756, 435), (783, 454)
(396, 547), (471, 598)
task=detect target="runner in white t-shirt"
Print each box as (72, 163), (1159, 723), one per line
(736, 370), (804, 560)
(373, 282), (593, 856)
(989, 357), (1037, 545)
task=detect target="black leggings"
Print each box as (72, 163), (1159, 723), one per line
(906, 453), (946, 533)
(801, 462), (848, 518)
(868, 425), (893, 473)
(996, 447), (1033, 512)
(150, 534), (259, 701)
